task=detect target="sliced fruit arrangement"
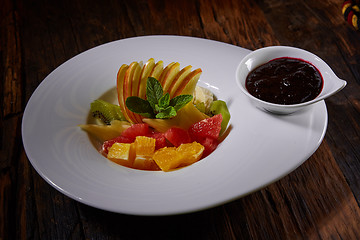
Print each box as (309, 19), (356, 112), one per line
(79, 58), (231, 171)
(117, 58), (203, 124)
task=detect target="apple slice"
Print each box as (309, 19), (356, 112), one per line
(138, 58), (156, 99)
(117, 64), (130, 123)
(123, 62), (142, 123)
(149, 60), (164, 81)
(167, 65), (193, 98)
(122, 62), (136, 123)
(173, 68), (202, 97)
(129, 62), (142, 123)
(158, 62), (175, 85)
(160, 62), (180, 93)
(131, 61), (143, 97)
(131, 58), (156, 123)
(159, 62), (175, 77)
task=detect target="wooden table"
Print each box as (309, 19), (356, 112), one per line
(2, 0), (360, 239)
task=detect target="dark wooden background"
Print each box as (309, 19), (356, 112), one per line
(1, 0), (360, 239)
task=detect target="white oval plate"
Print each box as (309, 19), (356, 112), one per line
(22, 36), (327, 216)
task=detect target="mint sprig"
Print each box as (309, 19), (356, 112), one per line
(125, 96), (154, 118)
(125, 77), (193, 119)
(146, 77), (163, 109)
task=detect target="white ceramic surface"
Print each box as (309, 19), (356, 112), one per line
(236, 46), (346, 114)
(22, 36), (328, 216)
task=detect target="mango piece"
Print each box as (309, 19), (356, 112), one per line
(79, 120), (131, 141)
(143, 102), (208, 133)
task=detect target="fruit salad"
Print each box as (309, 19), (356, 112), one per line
(79, 58), (230, 171)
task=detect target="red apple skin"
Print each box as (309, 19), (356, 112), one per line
(138, 58), (156, 99)
(161, 62), (180, 93)
(133, 59), (155, 123)
(130, 63), (142, 123)
(158, 62), (175, 85)
(122, 62), (138, 123)
(117, 64), (131, 122)
(167, 65), (192, 98)
(149, 61), (164, 84)
(170, 68), (202, 98)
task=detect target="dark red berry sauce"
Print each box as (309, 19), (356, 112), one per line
(245, 57), (323, 105)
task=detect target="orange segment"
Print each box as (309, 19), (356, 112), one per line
(133, 155), (160, 171)
(153, 142), (205, 171)
(176, 142), (205, 166)
(107, 143), (135, 167)
(152, 147), (180, 171)
(133, 136), (156, 155)
(132, 136), (159, 170)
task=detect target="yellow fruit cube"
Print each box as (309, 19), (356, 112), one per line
(107, 143), (135, 167)
(153, 142), (205, 171)
(143, 102), (208, 133)
(176, 142), (205, 166)
(132, 136), (159, 171)
(152, 147), (181, 171)
(133, 136), (156, 156)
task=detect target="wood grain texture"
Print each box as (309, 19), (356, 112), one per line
(1, 0), (22, 118)
(1, 0), (360, 239)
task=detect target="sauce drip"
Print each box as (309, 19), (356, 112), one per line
(246, 57), (323, 105)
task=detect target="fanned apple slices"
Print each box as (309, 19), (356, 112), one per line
(117, 58), (205, 124)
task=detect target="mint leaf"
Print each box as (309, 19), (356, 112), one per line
(146, 77), (163, 109)
(156, 106), (177, 119)
(169, 94), (193, 111)
(155, 104), (166, 113)
(125, 96), (155, 118)
(158, 92), (170, 108)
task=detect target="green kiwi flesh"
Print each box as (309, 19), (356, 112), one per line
(90, 99), (126, 125)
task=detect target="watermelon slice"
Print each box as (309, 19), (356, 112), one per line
(121, 123), (150, 139)
(148, 132), (168, 149)
(196, 137), (219, 157)
(188, 114), (222, 157)
(164, 127), (191, 147)
(188, 114), (222, 140)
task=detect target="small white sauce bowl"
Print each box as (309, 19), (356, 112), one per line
(235, 46), (347, 114)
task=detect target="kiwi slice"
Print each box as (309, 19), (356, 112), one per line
(209, 100), (230, 135)
(90, 99), (126, 125)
